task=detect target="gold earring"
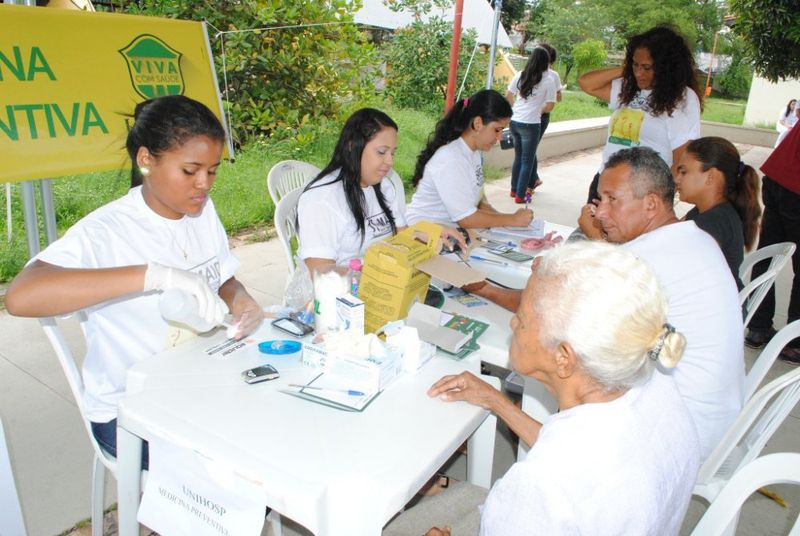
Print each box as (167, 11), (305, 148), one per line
(139, 166), (150, 177)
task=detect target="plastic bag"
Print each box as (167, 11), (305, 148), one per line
(283, 256), (314, 313)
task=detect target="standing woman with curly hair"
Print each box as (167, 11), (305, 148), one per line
(506, 47), (557, 202)
(406, 89), (533, 228)
(675, 137), (762, 289)
(579, 26), (702, 202)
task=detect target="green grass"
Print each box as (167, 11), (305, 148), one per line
(0, 94), (749, 282)
(701, 96), (746, 125)
(551, 90), (611, 122)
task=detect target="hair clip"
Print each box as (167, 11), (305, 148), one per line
(648, 323), (675, 361)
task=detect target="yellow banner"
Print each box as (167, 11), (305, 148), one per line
(0, 5), (229, 183)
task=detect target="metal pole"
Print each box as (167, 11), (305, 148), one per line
(444, 0), (465, 113)
(704, 31), (720, 97)
(486, 0), (502, 89)
(40, 180), (57, 243)
(20, 182), (40, 256)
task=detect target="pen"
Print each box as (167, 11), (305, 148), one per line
(289, 384), (365, 396)
(469, 255), (509, 267)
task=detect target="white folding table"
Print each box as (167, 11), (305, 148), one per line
(116, 323), (498, 536)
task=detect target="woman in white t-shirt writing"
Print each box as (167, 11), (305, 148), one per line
(297, 108), (465, 273)
(506, 47), (557, 201)
(579, 25), (702, 203)
(5, 96), (264, 465)
(406, 89), (533, 229)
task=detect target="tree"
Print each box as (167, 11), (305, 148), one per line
(572, 39), (606, 76)
(716, 33), (754, 99)
(536, 1), (610, 80)
(120, 0), (376, 145)
(729, 0), (800, 82)
(383, 18), (488, 113)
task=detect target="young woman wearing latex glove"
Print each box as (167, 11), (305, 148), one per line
(5, 95), (263, 463)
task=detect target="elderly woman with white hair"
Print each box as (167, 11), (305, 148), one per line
(423, 241), (700, 536)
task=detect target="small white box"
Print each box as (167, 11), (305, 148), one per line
(336, 295), (365, 334)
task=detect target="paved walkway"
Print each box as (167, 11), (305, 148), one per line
(1, 146), (797, 535)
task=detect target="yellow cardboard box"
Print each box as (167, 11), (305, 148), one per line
(360, 222), (442, 332)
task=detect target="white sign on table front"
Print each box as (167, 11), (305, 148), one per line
(138, 435), (268, 536)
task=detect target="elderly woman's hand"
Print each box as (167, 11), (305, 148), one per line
(428, 371), (501, 411)
(425, 527), (451, 536)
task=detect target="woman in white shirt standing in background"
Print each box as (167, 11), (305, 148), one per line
(777, 98), (797, 134)
(406, 89), (533, 229)
(506, 47), (557, 202)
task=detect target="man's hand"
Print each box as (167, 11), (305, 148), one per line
(577, 201), (604, 240)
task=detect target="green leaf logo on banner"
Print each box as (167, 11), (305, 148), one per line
(118, 34), (184, 99)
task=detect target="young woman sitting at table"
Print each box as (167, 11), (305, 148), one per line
(421, 241), (699, 535)
(405, 89), (534, 229)
(4, 95), (264, 464)
(675, 137), (761, 289)
(297, 108), (465, 273)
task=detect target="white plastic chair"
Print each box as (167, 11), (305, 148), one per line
(745, 319), (800, 401)
(0, 416), (26, 536)
(40, 316), (283, 535)
(693, 367), (800, 505)
(274, 187), (303, 274)
(690, 453), (800, 536)
(739, 242), (796, 327)
(40, 314), (134, 536)
(267, 160), (320, 206)
(386, 169), (407, 216)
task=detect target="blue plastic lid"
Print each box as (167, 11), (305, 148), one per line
(258, 340), (302, 355)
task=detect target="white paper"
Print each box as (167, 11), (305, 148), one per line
(138, 436), (268, 536)
(489, 218), (546, 239)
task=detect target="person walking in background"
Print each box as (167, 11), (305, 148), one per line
(537, 43), (563, 139)
(578, 25), (702, 203)
(745, 120), (800, 364)
(675, 137), (762, 289)
(505, 47), (557, 202)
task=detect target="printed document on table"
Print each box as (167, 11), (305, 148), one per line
(283, 372), (380, 412)
(490, 218), (545, 239)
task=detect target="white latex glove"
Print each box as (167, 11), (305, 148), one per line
(144, 262), (228, 327)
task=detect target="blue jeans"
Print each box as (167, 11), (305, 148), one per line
(92, 419), (150, 470)
(510, 121), (542, 198)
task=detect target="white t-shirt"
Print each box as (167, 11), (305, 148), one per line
(480, 371), (699, 535)
(406, 138), (484, 226)
(297, 171), (406, 265)
(602, 77), (701, 169)
(507, 71), (557, 124)
(546, 68), (562, 96)
(35, 186), (239, 422)
(624, 221), (744, 460)
(777, 107), (798, 132)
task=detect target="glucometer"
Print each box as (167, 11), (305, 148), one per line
(241, 364), (280, 384)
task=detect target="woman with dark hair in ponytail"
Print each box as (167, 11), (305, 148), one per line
(506, 47), (557, 201)
(675, 137), (762, 289)
(297, 108), (466, 272)
(5, 95), (263, 463)
(406, 89), (533, 229)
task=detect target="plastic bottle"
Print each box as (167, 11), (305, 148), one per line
(159, 289), (217, 333)
(348, 258), (363, 297)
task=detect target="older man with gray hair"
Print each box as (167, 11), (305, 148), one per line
(581, 146), (744, 460)
(472, 147), (743, 460)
